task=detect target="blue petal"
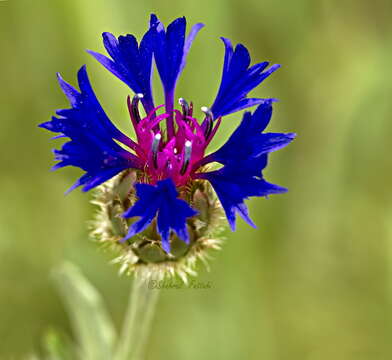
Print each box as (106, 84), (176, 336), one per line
(87, 22), (155, 113)
(220, 97), (276, 116)
(150, 14), (204, 111)
(122, 179), (197, 252)
(210, 38), (280, 118)
(123, 184), (162, 236)
(180, 22), (205, 74)
(39, 66), (142, 192)
(196, 102), (294, 230)
(203, 102), (296, 166)
(198, 165), (287, 230)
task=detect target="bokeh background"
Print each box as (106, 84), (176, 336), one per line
(1, 0), (392, 359)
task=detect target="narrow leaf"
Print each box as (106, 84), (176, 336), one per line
(52, 262), (117, 360)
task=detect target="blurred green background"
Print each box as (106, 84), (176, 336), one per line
(1, 0), (392, 359)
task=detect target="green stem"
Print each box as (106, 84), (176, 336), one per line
(114, 277), (160, 360)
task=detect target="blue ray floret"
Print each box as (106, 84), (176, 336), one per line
(40, 14), (295, 253)
(150, 15), (204, 110)
(196, 102), (295, 229)
(197, 162), (288, 230)
(150, 14), (204, 138)
(210, 38), (280, 118)
(201, 102), (296, 167)
(88, 24), (156, 113)
(122, 179), (197, 253)
(39, 66), (142, 192)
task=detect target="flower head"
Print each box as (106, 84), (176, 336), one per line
(40, 14), (295, 265)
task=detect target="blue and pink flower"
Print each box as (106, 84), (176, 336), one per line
(40, 14), (295, 253)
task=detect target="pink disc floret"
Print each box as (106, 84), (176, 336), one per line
(127, 94), (221, 186)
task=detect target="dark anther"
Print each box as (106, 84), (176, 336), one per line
(180, 140), (192, 175)
(128, 93), (144, 124)
(201, 106), (214, 139)
(151, 133), (161, 168)
(179, 98), (190, 120)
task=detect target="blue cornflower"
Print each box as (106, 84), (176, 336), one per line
(40, 14), (295, 253)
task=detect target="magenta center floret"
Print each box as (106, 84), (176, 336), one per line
(127, 94), (221, 187)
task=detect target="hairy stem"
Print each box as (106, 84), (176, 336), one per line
(114, 277), (160, 360)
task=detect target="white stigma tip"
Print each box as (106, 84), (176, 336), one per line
(136, 93), (144, 99)
(155, 133), (162, 140)
(201, 106), (209, 112)
(185, 140), (192, 148)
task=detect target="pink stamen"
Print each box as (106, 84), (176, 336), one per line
(138, 104), (166, 128)
(205, 116), (222, 146)
(127, 97), (221, 186)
